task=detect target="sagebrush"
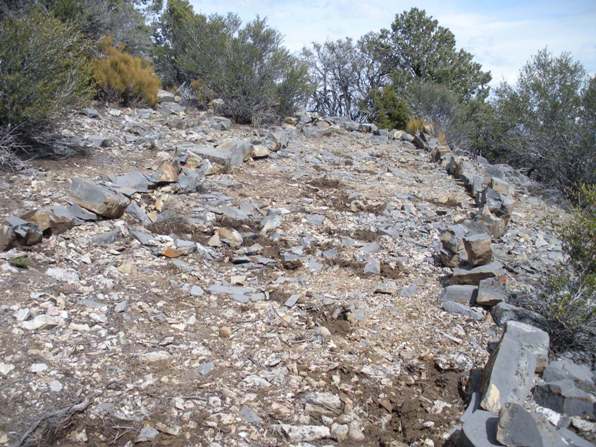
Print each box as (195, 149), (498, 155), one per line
(0, 10), (91, 134)
(530, 184), (596, 352)
(155, 1), (310, 123)
(92, 38), (160, 107)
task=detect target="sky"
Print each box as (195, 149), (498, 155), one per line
(190, 0), (596, 85)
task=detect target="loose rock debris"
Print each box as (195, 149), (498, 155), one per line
(0, 102), (593, 446)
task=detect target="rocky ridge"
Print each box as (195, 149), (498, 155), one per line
(0, 95), (592, 446)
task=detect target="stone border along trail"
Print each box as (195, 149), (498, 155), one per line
(0, 104), (592, 446)
(421, 132), (595, 446)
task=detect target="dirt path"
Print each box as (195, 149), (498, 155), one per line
(0, 107), (565, 446)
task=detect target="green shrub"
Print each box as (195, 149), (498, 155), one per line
(370, 86), (410, 129)
(0, 10), (91, 134)
(480, 50), (595, 191)
(155, 2), (310, 123)
(92, 37), (160, 107)
(561, 184), (596, 276)
(532, 184), (596, 352)
(49, 0), (152, 55)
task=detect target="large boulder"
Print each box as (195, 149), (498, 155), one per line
(490, 177), (514, 196)
(184, 140), (253, 169)
(267, 128), (291, 151)
(468, 207), (509, 240)
(412, 133), (428, 150)
(157, 89), (176, 103)
(217, 140), (254, 165)
(392, 130), (414, 142)
(478, 188), (514, 219)
(206, 116), (232, 131)
(430, 145), (451, 162)
(70, 178), (129, 219)
(480, 321), (550, 413)
(175, 168), (204, 194)
(151, 160), (180, 184)
(542, 358), (595, 390)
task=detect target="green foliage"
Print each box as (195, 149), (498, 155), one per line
(92, 38), (160, 107)
(376, 8), (491, 101)
(534, 184), (596, 352)
(479, 49), (595, 190)
(561, 184), (596, 276)
(154, 0), (237, 87)
(50, 0), (152, 54)
(0, 10), (92, 134)
(155, 2), (310, 123)
(0, 1), (152, 54)
(369, 86), (410, 129)
(214, 17), (311, 124)
(9, 255), (30, 269)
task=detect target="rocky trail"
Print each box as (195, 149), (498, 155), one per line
(0, 99), (593, 446)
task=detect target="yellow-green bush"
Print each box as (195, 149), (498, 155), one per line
(92, 38), (160, 107)
(406, 117), (426, 135)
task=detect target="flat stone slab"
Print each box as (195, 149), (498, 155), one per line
(490, 302), (548, 331)
(70, 178), (129, 219)
(480, 321), (549, 413)
(450, 262), (505, 285)
(542, 358), (595, 390)
(108, 171), (153, 196)
(441, 300), (485, 321)
(184, 145), (234, 167)
(496, 403), (543, 447)
(441, 285), (478, 305)
(54, 203), (98, 222)
(475, 278), (507, 307)
(460, 410), (500, 447)
(533, 380), (596, 418)
(207, 284), (265, 304)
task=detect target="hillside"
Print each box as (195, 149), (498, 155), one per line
(0, 96), (592, 446)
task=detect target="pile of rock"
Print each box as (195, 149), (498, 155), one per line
(0, 127), (293, 253)
(297, 113), (422, 143)
(405, 126), (595, 446)
(457, 322), (595, 447)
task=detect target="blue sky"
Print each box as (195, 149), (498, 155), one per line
(190, 0), (596, 85)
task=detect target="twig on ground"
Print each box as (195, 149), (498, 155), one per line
(14, 398), (91, 447)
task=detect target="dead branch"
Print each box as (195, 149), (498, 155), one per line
(14, 398), (91, 447)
